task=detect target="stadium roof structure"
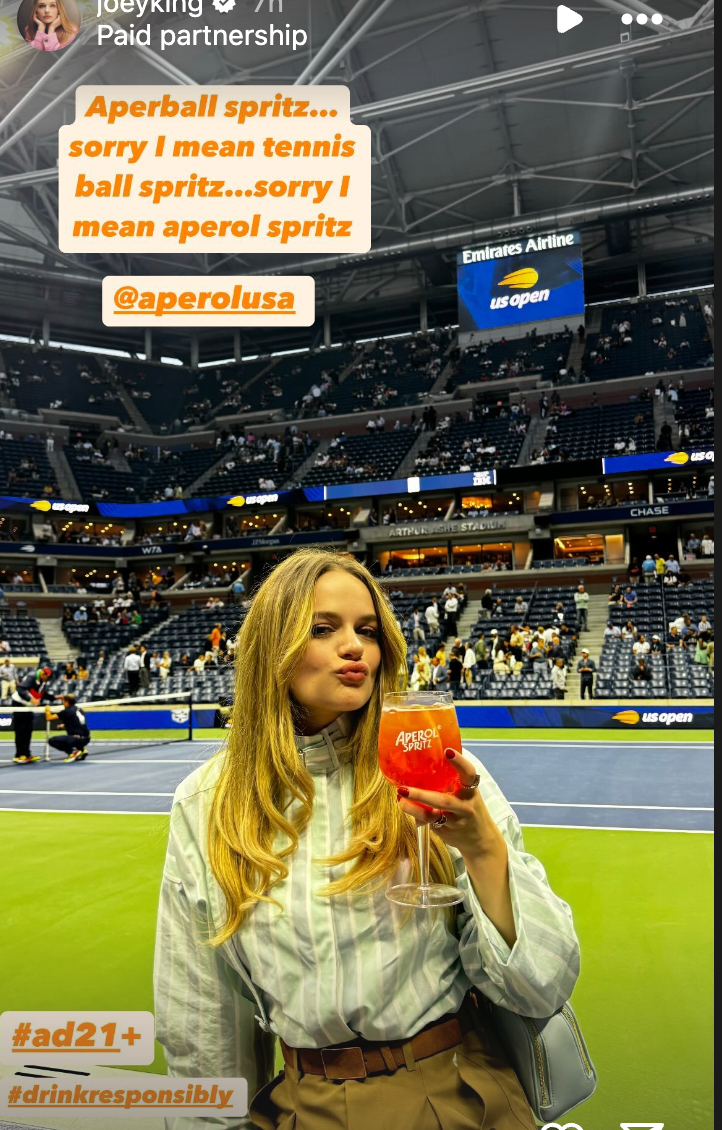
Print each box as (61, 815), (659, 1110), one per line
(0, 0), (714, 360)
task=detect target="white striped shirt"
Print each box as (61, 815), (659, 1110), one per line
(154, 714), (580, 1129)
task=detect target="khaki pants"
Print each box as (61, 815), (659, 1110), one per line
(249, 1000), (535, 1130)
(1, 678), (16, 700)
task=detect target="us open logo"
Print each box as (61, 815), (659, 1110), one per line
(171, 709), (190, 725)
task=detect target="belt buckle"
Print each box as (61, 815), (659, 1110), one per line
(320, 1046), (368, 1080)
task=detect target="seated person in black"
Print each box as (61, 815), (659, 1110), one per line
(630, 659), (653, 682)
(45, 694), (91, 762)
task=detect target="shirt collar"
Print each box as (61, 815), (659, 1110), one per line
(294, 713), (353, 773)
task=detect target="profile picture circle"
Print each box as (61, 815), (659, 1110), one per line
(17, 0), (80, 51)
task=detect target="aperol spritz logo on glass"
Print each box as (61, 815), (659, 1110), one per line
(395, 726), (440, 752)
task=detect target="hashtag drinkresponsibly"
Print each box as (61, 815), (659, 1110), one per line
(8, 1082), (234, 1110)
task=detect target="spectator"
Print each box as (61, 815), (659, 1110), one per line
(604, 621), (621, 639)
(139, 645), (152, 690)
(513, 595), (528, 618)
(685, 533), (701, 559)
(701, 533), (714, 557)
(474, 634), (488, 669)
(666, 625), (683, 649)
(431, 656), (448, 689)
(654, 553), (666, 583)
(627, 557), (641, 585)
(608, 584), (624, 607)
(624, 586), (638, 609)
(577, 649), (596, 699)
(443, 592), (459, 637)
(124, 646), (142, 694)
(159, 651), (172, 681)
(448, 649), (464, 698)
(631, 658), (652, 682)
(411, 607), (426, 644)
(697, 614), (712, 638)
(209, 622), (222, 656)
(0, 658), (16, 701)
(551, 658), (567, 699)
(574, 584), (589, 631)
(694, 637), (710, 666)
(621, 620), (637, 640)
(414, 646), (432, 690)
(665, 554), (680, 575)
(193, 653), (206, 674)
(462, 642), (476, 686)
(480, 588), (494, 619)
(650, 635), (664, 653)
(632, 634), (651, 656)
(641, 555), (656, 584)
(424, 597), (440, 634)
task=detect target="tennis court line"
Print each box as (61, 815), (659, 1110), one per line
(0, 791), (712, 816)
(465, 740), (713, 750)
(509, 802), (713, 812)
(0, 807), (713, 832)
(518, 823), (714, 834)
(0, 789), (175, 797)
(0, 807), (169, 816)
(88, 759), (204, 765)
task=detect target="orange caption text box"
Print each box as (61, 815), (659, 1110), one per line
(59, 86), (371, 255)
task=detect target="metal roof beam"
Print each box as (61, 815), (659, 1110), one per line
(247, 185), (713, 276)
(351, 24), (710, 119)
(303, 0), (399, 88)
(293, 0), (377, 85)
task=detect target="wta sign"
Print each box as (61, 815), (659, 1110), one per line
(457, 230), (585, 333)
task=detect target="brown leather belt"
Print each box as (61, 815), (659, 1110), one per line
(280, 1004), (474, 1080)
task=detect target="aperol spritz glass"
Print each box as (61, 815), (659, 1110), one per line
(379, 690), (465, 908)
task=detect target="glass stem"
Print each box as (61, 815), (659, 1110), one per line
(417, 821), (431, 889)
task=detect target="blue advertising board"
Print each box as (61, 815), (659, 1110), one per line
(551, 497), (713, 525)
(455, 703), (713, 729)
(602, 449), (715, 475)
(457, 231), (585, 333)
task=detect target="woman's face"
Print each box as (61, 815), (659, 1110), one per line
(36, 1), (58, 21)
(290, 570), (382, 734)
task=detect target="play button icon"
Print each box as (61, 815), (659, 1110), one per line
(557, 4), (584, 32)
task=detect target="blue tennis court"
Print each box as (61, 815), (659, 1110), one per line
(0, 736), (713, 832)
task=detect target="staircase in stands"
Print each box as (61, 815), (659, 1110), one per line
(48, 447), (81, 500)
(582, 592), (615, 678)
(38, 613), (78, 665)
(445, 598), (483, 648)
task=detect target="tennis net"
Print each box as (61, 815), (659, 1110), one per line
(0, 691), (194, 763)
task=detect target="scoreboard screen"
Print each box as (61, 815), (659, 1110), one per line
(457, 230), (585, 333)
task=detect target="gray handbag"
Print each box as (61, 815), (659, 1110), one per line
(469, 988), (597, 1123)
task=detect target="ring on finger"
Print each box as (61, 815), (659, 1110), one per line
(432, 813), (448, 829)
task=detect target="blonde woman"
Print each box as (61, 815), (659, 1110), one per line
(158, 650), (172, 681)
(415, 644), (432, 690)
(25, 0), (78, 50)
(154, 548), (579, 1130)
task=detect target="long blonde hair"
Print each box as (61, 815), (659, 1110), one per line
(26, 0), (78, 44)
(207, 548), (457, 945)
